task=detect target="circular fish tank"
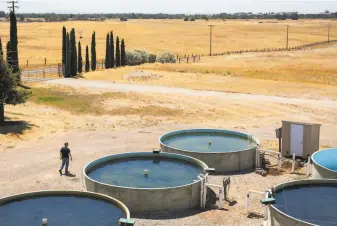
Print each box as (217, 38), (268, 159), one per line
(160, 129), (259, 173)
(0, 190), (130, 226)
(312, 148), (337, 179)
(269, 179), (337, 226)
(83, 152), (208, 214)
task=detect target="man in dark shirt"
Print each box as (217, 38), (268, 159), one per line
(59, 142), (72, 175)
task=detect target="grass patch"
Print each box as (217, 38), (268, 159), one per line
(30, 88), (94, 114)
(29, 88), (183, 117)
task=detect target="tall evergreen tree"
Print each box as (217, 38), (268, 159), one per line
(65, 32), (71, 77)
(70, 28), (77, 77)
(0, 56), (30, 126)
(78, 41), (82, 74)
(115, 36), (121, 67)
(9, 11), (19, 73)
(91, 32), (96, 71)
(110, 31), (114, 68)
(121, 39), (126, 66)
(105, 33), (110, 69)
(85, 45), (90, 72)
(62, 26), (67, 66)
(6, 42), (11, 65)
(0, 38), (3, 57)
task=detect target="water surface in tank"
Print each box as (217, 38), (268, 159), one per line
(87, 156), (203, 188)
(313, 148), (337, 171)
(274, 184), (337, 226)
(0, 195), (125, 226)
(162, 132), (256, 152)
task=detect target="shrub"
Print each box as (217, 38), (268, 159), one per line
(184, 17), (189, 21)
(134, 49), (150, 64)
(126, 50), (143, 66)
(156, 51), (176, 63)
(190, 18), (196, 21)
(149, 54), (156, 63)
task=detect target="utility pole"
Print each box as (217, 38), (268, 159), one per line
(7, 0), (19, 13)
(208, 25), (215, 56)
(286, 25), (289, 50)
(328, 25), (331, 43)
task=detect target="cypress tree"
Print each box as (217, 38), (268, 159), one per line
(62, 26), (67, 66)
(110, 31), (114, 68)
(121, 39), (126, 66)
(0, 38), (3, 57)
(65, 32), (71, 77)
(115, 36), (121, 67)
(105, 33), (110, 69)
(91, 32), (96, 71)
(70, 28), (77, 77)
(6, 41), (11, 65)
(85, 45), (90, 72)
(9, 11), (19, 73)
(78, 41), (82, 74)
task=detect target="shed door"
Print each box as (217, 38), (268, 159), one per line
(290, 124), (304, 157)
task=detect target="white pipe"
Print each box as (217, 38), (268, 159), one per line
(264, 192), (269, 221)
(42, 218), (47, 226)
(306, 156), (311, 176)
(291, 153), (296, 173)
(261, 149), (279, 154)
(256, 146), (261, 168)
(278, 153), (282, 171)
(200, 177), (204, 209)
(246, 190), (265, 214)
(203, 179), (207, 209)
(218, 187), (224, 209)
(205, 183), (222, 188)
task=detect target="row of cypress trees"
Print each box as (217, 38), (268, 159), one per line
(62, 27), (127, 77)
(105, 32), (126, 68)
(62, 27), (97, 77)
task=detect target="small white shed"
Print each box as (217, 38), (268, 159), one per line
(281, 121), (321, 158)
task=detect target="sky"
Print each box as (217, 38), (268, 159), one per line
(8, 0), (337, 14)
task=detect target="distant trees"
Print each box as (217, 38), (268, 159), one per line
(115, 36), (121, 67)
(121, 39), (126, 66)
(85, 45), (90, 72)
(91, 32), (96, 71)
(78, 41), (82, 74)
(0, 11), (5, 18)
(290, 13), (299, 20)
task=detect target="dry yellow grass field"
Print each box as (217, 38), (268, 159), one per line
(0, 19), (336, 67)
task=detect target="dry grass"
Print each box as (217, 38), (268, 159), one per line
(0, 19), (336, 67)
(83, 47), (337, 99)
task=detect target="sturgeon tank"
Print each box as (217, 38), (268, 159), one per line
(0, 190), (130, 226)
(160, 129), (259, 173)
(268, 179), (337, 226)
(312, 148), (337, 179)
(83, 152), (208, 214)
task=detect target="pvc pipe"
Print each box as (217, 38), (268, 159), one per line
(42, 218), (47, 226)
(218, 187), (224, 209)
(246, 190), (265, 214)
(200, 178), (204, 209)
(205, 183), (222, 188)
(306, 156), (311, 176)
(291, 153), (296, 173)
(278, 153), (281, 171)
(264, 192), (269, 221)
(203, 180), (207, 209)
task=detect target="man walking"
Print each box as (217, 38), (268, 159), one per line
(59, 142), (72, 175)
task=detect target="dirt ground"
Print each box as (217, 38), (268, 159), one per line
(1, 73), (337, 225)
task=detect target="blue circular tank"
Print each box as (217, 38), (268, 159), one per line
(312, 148), (337, 179)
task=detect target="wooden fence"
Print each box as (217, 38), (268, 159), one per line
(177, 54), (201, 63)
